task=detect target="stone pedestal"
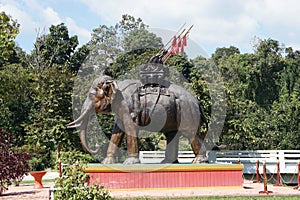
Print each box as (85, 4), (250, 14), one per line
(85, 163), (244, 190)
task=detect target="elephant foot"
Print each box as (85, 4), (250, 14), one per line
(161, 158), (179, 164)
(192, 155), (208, 164)
(123, 157), (140, 165)
(101, 156), (116, 164)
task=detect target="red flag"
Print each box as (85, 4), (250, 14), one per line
(179, 44), (184, 53)
(182, 35), (187, 46)
(170, 47), (175, 55)
(169, 33), (188, 55)
(170, 36), (177, 54)
(172, 36), (177, 46)
(176, 36), (181, 53)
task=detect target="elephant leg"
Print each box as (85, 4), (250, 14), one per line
(102, 124), (124, 164)
(161, 132), (180, 163)
(189, 134), (207, 163)
(123, 124), (140, 164)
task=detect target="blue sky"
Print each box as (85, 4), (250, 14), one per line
(2, 0), (300, 56)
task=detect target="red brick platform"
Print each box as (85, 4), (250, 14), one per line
(85, 163), (244, 190)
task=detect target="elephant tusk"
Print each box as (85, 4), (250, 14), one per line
(67, 100), (94, 129)
(67, 122), (81, 129)
(79, 119), (101, 154)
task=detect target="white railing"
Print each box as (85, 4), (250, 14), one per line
(139, 151), (196, 164)
(139, 150), (300, 174)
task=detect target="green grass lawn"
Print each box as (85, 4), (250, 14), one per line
(20, 179), (55, 184)
(124, 197), (300, 200)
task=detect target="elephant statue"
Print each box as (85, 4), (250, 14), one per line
(67, 65), (208, 164)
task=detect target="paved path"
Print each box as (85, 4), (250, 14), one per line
(1, 180), (300, 199)
(0, 182), (54, 200)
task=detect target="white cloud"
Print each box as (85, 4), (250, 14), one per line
(42, 7), (62, 25)
(2, 0), (300, 53)
(80, 0), (300, 53)
(0, 0), (37, 33)
(66, 17), (91, 42)
(79, 0), (255, 52)
(0, 0), (63, 33)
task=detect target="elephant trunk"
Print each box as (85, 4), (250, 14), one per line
(67, 99), (101, 154)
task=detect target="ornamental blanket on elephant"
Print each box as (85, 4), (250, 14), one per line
(131, 84), (177, 131)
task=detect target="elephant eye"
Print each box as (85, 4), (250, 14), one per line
(98, 92), (105, 98)
(96, 88), (105, 98)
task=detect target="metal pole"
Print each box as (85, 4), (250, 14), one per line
(293, 161), (300, 190)
(253, 160), (261, 183)
(273, 161), (282, 186)
(259, 161), (273, 194)
(58, 158), (62, 177)
(57, 143), (62, 177)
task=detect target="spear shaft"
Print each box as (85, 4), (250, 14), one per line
(158, 23), (186, 54)
(162, 25), (193, 63)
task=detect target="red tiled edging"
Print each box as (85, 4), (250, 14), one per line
(84, 164), (244, 190)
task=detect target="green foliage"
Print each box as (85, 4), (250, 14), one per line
(20, 144), (48, 171)
(1, 13), (300, 174)
(28, 23), (80, 71)
(0, 64), (35, 145)
(23, 65), (81, 169)
(105, 48), (158, 79)
(166, 53), (193, 82)
(211, 46), (240, 66)
(123, 29), (163, 52)
(217, 40), (300, 150)
(67, 44), (91, 73)
(91, 14), (162, 79)
(0, 12), (19, 66)
(59, 150), (95, 165)
(54, 164), (111, 200)
(117, 14), (147, 34)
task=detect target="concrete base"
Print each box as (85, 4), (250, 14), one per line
(84, 163), (244, 190)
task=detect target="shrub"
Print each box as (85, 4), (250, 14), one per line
(0, 129), (31, 193)
(59, 150), (95, 165)
(21, 144), (48, 171)
(54, 164), (111, 200)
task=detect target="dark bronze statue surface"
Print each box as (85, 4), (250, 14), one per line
(67, 25), (209, 164)
(68, 61), (208, 164)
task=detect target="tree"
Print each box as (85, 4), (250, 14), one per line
(0, 12), (20, 67)
(0, 129), (31, 193)
(0, 64), (35, 146)
(89, 14), (162, 78)
(251, 39), (284, 108)
(23, 24), (90, 170)
(166, 53), (193, 82)
(216, 39), (300, 150)
(23, 65), (80, 170)
(211, 46), (240, 66)
(29, 23), (79, 71)
(123, 28), (163, 53)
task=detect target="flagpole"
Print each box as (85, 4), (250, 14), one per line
(158, 23), (186, 54)
(162, 25), (190, 62)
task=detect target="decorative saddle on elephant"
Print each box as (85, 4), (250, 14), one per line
(131, 54), (176, 127)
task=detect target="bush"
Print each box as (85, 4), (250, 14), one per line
(54, 164), (111, 200)
(59, 150), (95, 165)
(21, 144), (48, 171)
(0, 129), (31, 193)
